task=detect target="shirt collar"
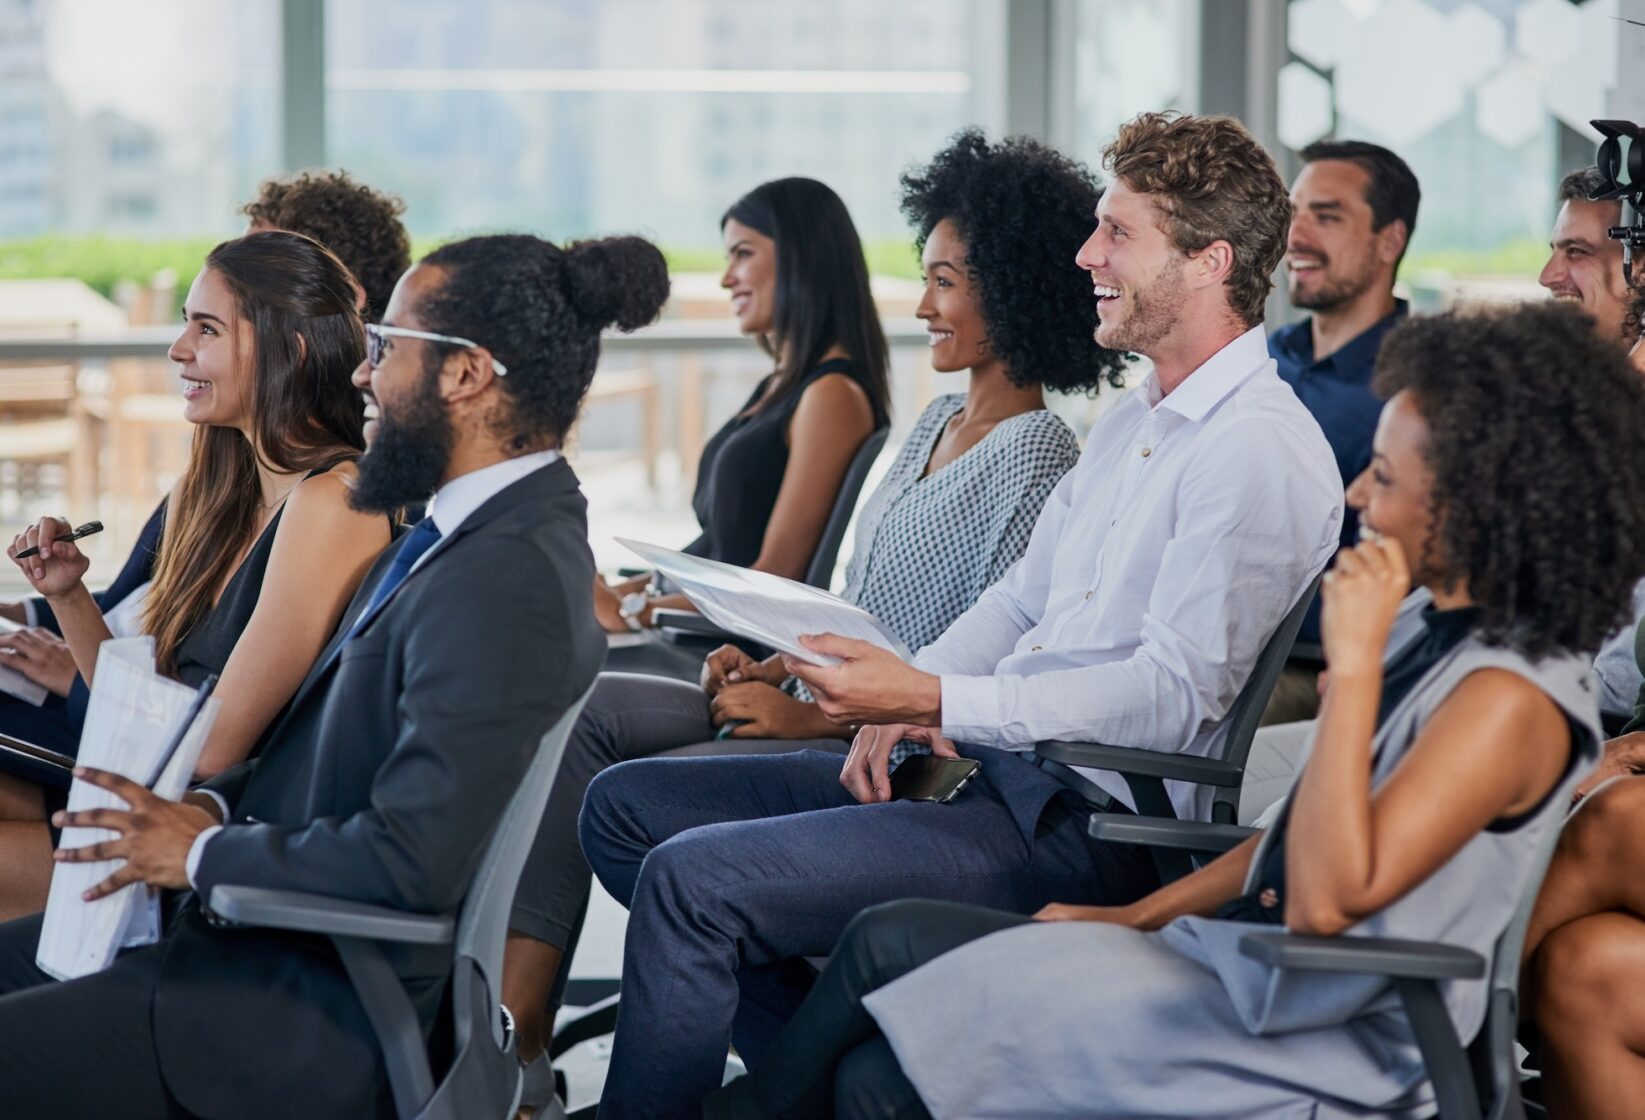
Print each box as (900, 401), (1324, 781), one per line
(1140, 323), (1272, 423)
(1276, 298), (1409, 375)
(426, 449), (562, 539)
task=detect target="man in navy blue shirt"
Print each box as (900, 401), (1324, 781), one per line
(1265, 140), (1419, 723)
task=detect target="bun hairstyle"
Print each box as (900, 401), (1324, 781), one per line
(417, 233), (669, 446)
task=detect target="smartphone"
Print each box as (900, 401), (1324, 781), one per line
(889, 754), (980, 803)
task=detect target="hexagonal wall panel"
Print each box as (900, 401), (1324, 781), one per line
(1332, 0), (1467, 143)
(1279, 62), (1336, 149)
(1513, 0), (1584, 72)
(1289, 0), (1354, 69)
(1475, 60), (1545, 147)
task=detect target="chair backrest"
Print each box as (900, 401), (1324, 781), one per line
(420, 683), (595, 1119)
(803, 425), (890, 589)
(1469, 797), (1593, 1120)
(1207, 570), (1322, 823)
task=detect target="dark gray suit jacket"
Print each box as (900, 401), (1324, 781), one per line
(153, 458), (603, 1120)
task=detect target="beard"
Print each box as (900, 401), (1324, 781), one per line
(1097, 258), (1188, 355)
(1289, 254), (1379, 312)
(349, 355), (454, 515)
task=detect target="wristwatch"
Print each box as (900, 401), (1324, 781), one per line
(618, 591), (650, 631)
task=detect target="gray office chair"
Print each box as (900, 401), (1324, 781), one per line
(211, 685), (596, 1120)
(1035, 572), (1322, 880)
(651, 423), (892, 650)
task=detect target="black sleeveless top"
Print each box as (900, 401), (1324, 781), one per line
(684, 358), (883, 568)
(171, 457), (361, 688)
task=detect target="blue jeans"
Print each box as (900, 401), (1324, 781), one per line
(579, 748), (1159, 1120)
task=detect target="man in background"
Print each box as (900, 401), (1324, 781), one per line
(1263, 139), (1420, 725)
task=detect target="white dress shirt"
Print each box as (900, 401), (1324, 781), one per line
(186, 450), (563, 884)
(914, 326), (1343, 819)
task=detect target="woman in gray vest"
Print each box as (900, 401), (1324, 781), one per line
(704, 301), (1645, 1119)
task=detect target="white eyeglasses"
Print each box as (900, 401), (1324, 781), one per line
(366, 323), (508, 376)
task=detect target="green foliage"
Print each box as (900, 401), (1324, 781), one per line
(0, 235), (219, 310)
(8, 232), (1545, 312)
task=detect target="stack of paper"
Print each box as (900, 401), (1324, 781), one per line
(36, 637), (218, 981)
(617, 539), (910, 665)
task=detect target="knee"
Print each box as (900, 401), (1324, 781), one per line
(577, 762), (646, 869)
(835, 900), (955, 986)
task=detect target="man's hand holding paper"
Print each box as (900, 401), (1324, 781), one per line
(51, 768), (217, 899)
(782, 633), (942, 726)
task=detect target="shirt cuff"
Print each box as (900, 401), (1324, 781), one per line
(938, 674), (1005, 746)
(21, 599), (37, 628)
(186, 825), (223, 890)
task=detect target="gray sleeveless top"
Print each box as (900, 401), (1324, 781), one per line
(1163, 634), (1601, 1045)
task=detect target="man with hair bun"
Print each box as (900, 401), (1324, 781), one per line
(580, 111), (1343, 1120)
(0, 232), (669, 1120)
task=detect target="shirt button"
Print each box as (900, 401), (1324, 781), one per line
(1030, 645), (1043, 652)
(1084, 591), (1093, 600)
(1140, 447), (1152, 458)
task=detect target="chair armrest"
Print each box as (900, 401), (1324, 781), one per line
(0, 732), (75, 793)
(1289, 641), (1324, 664)
(1035, 740), (1243, 788)
(650, 608), (734, 641)
(1238, 931), (1485, 980)
(1089, 814), (1255, 853)
(208, 885), (455, 945)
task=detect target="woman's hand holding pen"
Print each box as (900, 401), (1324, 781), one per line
(7, 516), (91, 600)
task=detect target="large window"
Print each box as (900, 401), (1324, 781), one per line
(326, 0), (999, 258)
(0, 0), (279, 239)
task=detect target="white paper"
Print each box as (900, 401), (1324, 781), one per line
(35, 637), (219, 981)
(0, 618), (47, 707)
(617, 539), (910, 666)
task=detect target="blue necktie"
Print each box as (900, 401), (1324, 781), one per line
(350, 518), (442, 639)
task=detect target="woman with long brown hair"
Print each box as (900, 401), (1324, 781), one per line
(0, 230), (392, 918)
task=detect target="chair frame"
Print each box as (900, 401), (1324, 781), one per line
(211, 685), (596, 1120)
(1036, 572), (1321, 880)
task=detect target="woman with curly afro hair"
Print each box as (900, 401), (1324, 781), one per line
(697, 130), (1135, 743)
(705, 300), (1645, 1119)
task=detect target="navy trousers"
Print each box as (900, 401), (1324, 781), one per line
(579, 748), (1159, 1120)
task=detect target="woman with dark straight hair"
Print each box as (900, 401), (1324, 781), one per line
(0, 230), (393, 920)
(594, 178), (890, 661)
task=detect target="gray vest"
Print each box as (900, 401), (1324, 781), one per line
(1186, 634), (1601, 1044)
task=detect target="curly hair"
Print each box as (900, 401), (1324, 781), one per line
(241, 170), (412, 323)
(1372, 302), (1645, 659)
(899, 129), (1132, 393)
(1103, 112), (1291, 328)
(416, 233), (670, 445)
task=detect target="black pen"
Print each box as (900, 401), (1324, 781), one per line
(141, 675), (219, 790)
(14, 520), (104, 560)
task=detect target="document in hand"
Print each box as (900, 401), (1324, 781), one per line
(0, 616), (47, 707)
(617, 538), (911, 665)
(35, 637), (219, 981)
